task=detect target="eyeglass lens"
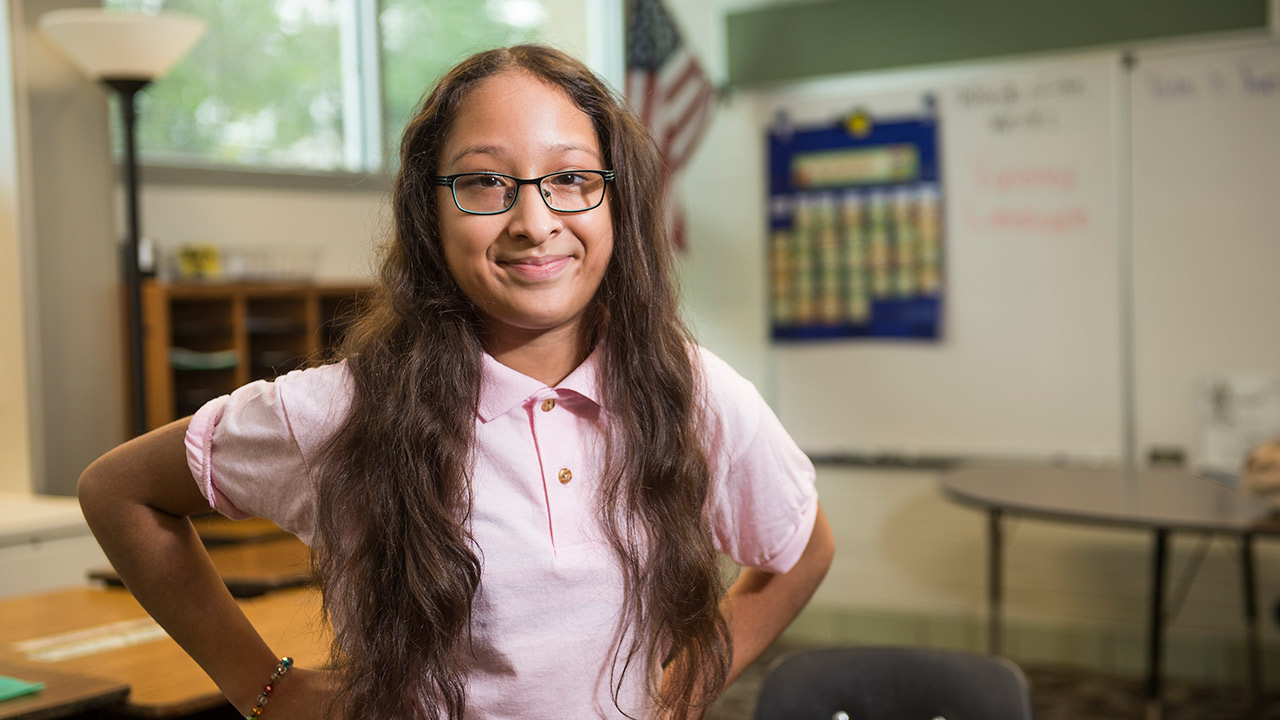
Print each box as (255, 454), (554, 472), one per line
(452, 172), (606, 214)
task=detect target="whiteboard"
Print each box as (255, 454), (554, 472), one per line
(1130, 42), (1280, 468)
(757, 40), (1280, 462)
(757, 55), (1126, 460)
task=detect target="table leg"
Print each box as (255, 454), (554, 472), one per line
(988, 508), (1003, 654)
(1241, 532), (1261, 708)
(1145, 528), (1169, 720)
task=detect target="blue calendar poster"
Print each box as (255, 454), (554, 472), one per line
(768, 109), (944, 341)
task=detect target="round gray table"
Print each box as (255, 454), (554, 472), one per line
(942, 465), (1279, 719)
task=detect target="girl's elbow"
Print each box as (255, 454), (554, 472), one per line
(78, 453), (120, 521)
(797, 508), (834, 588)
(816, 527), (835, 570)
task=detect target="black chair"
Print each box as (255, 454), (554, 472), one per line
(752, 646), (1034, 720)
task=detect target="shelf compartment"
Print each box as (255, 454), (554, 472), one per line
(138, 281), (371, 431)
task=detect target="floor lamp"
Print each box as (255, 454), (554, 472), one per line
(39, 9), (205, 437)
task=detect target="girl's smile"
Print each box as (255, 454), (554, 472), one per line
(497, 253), (573, 281)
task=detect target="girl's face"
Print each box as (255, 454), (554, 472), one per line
(437, 70), (614, 349)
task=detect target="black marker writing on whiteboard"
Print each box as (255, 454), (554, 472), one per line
(1239, 59), (1280, 96)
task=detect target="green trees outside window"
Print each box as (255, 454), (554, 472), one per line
(107, 0), (550, 173)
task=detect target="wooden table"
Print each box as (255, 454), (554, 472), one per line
(0, 658), (129, 720)
(0, 586), (329, 717)
(88, 536), (314, 598)
(942, 465), (1278, 719)
(190, 514), (290, 547)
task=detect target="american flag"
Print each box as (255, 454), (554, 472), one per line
(625, 0), (716, 250)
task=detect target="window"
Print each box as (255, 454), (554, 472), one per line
(107, 0), (606, 175)
(381, 0), (546, 162)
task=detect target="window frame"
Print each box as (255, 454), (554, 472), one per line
(126, 0), (625, 189)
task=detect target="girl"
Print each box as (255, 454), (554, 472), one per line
(79, 45), (833, 720)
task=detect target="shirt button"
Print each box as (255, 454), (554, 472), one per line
(541, 398), (556, 412)
(558, 468), (573, 484)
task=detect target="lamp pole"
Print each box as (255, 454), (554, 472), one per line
(108, 78), (150, 437)
(37, 7), (206, 440)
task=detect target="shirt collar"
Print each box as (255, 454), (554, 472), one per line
(476, 343), (604, 422)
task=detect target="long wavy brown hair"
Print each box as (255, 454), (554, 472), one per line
(311, 45), (730, 720)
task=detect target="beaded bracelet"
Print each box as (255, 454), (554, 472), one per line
(245, 656), (293, 719)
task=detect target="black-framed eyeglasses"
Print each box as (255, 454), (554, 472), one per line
(433, 170), (615, 215)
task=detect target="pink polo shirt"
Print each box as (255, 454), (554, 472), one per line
(185, 345), (817, 719)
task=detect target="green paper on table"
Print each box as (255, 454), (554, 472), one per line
(0, 674), (45, 701)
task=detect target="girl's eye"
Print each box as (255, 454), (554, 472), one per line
(460, 174), (506, 189)
(547, 172), (584, 186)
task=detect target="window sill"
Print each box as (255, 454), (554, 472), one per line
(131, 162), (394, 193)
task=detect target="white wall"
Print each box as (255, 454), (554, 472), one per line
(667, 1), (775, 389)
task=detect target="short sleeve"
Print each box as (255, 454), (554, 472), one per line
(184, 362), (352, 545)
(698, 347), (818, 575)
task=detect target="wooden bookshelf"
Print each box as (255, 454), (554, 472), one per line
(139, 280), (369, 431)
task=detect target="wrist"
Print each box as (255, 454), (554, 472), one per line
(241, 656), (293, 718)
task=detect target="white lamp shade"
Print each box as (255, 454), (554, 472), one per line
(38, 8), (206, 82)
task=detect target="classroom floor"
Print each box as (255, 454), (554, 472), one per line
(706, 641), (1280, 720)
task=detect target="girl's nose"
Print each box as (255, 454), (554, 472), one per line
(504, 183), (562, 244)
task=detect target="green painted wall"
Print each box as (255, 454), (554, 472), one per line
(726, 0), (1269, 85)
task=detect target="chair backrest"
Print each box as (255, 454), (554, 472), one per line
(752, 646), (1034, 720)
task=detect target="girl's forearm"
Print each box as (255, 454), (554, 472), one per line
(665, 506), (833, 719)
(78, 419), (281, 714)
(720, 504), (834, 686)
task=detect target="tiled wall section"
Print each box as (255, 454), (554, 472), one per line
(782, 604), (1279, 686)
(796, 464), (1280, 686)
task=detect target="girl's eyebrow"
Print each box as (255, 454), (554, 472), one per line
(448, 144), (504, 166)
(548, 143), (602, 161)
(447, 143), (602, 167)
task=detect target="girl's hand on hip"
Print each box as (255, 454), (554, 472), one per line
(239, 666), (336, 719)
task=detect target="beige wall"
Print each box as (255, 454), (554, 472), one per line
(16, 0), (123, 495)
(0, 0), (32, 492)
(137, 183), (385, 283)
